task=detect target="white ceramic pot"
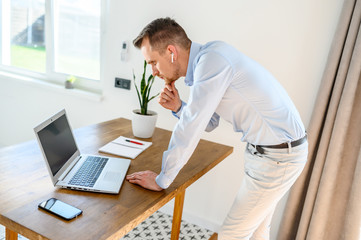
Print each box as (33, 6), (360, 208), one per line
(131, 109), (158, 138)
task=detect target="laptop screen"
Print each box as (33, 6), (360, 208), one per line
(37, 114), (77, 176)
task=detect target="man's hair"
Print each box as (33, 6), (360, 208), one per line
(133, 17), (191, 54)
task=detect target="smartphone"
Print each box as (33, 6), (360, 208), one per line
(38, 198), (82, 220)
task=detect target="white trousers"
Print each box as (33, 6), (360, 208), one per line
(218, 141), (308, 240)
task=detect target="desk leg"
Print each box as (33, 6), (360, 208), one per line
(171, 189), (185, 240)
(5, 228), (18, 240)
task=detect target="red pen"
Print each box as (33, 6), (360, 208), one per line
(125, 139), (144, 145)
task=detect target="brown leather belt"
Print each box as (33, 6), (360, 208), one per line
(250, 135), (307, 154)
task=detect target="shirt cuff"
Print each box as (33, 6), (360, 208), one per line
(172, 101), (186, 119)
(156, 172), (173, 189)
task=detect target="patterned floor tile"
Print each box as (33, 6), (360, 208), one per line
(120, 211), (213, 240)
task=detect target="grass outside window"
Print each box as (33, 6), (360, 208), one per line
(11, 45), (46, 73)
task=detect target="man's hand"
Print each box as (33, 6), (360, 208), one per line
(158, 81), (182, 112)
(126, 170), (163, 191)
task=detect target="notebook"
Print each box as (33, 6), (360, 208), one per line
(99, 136), (152, 159)
(34, 109), (131, 194)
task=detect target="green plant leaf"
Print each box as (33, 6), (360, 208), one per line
(145, 75), (153, 100)
(148, 93), (160, 102)
(142, 83), (150, 114)
(147, 73), (153, 85)
(141, 60), (147, 96)
(133, 69), (142, 109)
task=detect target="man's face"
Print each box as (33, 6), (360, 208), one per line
(141, 38), (180, 84)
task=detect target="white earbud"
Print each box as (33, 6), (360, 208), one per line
(171, 53), (174, 63)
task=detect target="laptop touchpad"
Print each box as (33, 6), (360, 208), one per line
(103, 172), (121, 182)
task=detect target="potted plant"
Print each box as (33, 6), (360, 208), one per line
(132, 60), (159, 138)
(65, 75), (77, 89)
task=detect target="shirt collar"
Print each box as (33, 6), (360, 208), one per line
(185, 42), (202, 86)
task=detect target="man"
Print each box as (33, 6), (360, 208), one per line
(126, 17), (308, 240)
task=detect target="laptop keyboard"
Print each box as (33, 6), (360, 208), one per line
(69, 156), (108, 187)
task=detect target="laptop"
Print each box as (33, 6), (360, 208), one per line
(34, 109), (131, 194)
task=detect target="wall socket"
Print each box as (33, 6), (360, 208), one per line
(114, 78), (131, 90)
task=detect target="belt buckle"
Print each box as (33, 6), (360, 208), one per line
(255, 145), (265, 154)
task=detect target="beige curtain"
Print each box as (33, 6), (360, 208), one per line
(277, 0), (361, 239)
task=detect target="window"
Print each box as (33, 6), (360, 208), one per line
(0, 0), (102, 92)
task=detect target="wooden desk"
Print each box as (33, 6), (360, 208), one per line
(0, 118), (233, 240)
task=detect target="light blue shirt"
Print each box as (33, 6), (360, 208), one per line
(155, 41), (305, 189)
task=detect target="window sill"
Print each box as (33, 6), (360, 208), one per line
(0, 71), (103, 102)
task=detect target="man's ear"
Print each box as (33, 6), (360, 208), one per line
(167, 45), (177, 61)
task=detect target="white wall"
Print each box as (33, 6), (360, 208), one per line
(0, 0), (344, 239)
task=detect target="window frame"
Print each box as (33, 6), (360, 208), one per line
(0, 0), (105, 94)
